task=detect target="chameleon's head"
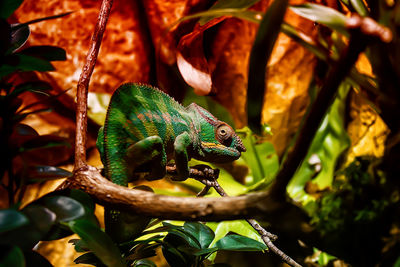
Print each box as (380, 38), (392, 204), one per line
(191, 104), (246, 163)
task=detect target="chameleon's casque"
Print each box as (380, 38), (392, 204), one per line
(97, 83), (245, 242)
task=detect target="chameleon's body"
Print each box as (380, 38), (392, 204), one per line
(97, 83), (245, 242)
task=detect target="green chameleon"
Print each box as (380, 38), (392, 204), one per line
(97, 83), (246, 242)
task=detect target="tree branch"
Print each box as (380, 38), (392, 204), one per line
(74, 0), (113, 169)
(66, 165), (283, 220)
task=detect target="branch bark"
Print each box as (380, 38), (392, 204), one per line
(66, 165), (283, 220)
(74, 0), (113, 169)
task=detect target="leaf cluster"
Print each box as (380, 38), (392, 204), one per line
(70, 221), (267, 267)
(0, 189), (99, 266)
(0, 0), (72, 205)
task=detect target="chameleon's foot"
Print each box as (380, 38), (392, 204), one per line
(190, 164), (220, 180)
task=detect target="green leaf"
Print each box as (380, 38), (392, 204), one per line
(20, 46), (66, 61)
(199, 0), (261, 25)
(349, 0), (369, 16)
(165, 229), (201, 249)
(37, 191), (98, 241)
(0, 209), (29, 233)
(68, 219), (125, 267)
(0, 54), (54, 78)
(27, 166), (72, 183)
(64, 189), (96, 213)
(11, 81), (53, 97)
(288, 83), (351, 204)
(9, 23), (30, 53)
(68, 239), (90, 252)
(177, 246), (218, 256)
(183, 222), (215, 248)
(162, 234), (195, 267)
(8, 204), (57, 249)
(215, 234), (267, 251)
(290, 4), (348, 34)
(0, 246), (25, 267)
(40, 196), (85, 222)
(237, 127), (279, 184)
(247, 0), (289, 134)
(133, 259), (157, 267)
(73, 252), (104, 265)
(0, 0), (23, 19)
(207, 220), (264, 248)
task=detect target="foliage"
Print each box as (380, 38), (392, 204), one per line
(70, 221), (266, 267)
(2, 0), (400, 266)
(0, 1), (83, 266)
(0, 189), (99, 266)
(310, 156), (390, 234)
(0, 0), (71, 205)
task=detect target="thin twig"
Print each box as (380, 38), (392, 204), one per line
(74, 0), (113, 170)
(195, 170), (302, 267)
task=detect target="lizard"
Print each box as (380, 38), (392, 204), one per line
(97, 83), (246, 242)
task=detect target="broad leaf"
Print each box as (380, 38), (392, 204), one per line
(177, 246), (218, 256)
(207, 220), (264, 249)
(11, 81), (53, 97)
(237, 127), (279, 184)
(183, 222), (215, 248)
(162, 233), (195, 267)
(0, 209), (29, 232)
(349, 0), (368, 16)
(133, 259), (157, 267)
(9, 23), (30, 53)
(290, 4), (348, 34)
(288, 83), (351, 204)
(215, 234), (267, 251)
(20, 45), (66, 61)
(0, 54), (54, 78)
(26, 166), (72, 183)
(9, 205), (57, 249)
(68, 239), (90, 252)
(40, 195), (85, 222)
(73, 252), (104, 265)
(68, 219), (125, 267)
(199, 0), (261, 25)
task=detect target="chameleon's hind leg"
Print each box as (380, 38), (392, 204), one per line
(126, 136), (167, 181)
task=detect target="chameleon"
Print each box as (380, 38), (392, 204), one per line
(97, 83), (246, 242)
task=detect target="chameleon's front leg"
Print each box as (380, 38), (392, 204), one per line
(106, 136), (167, 243)
(173, 132), (191, 181)
(125, 136), (167, 180)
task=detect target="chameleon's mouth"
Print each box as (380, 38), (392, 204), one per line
(200, 142), (242, 158)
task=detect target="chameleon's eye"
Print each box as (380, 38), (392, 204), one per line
(216, 124), (233, 146)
